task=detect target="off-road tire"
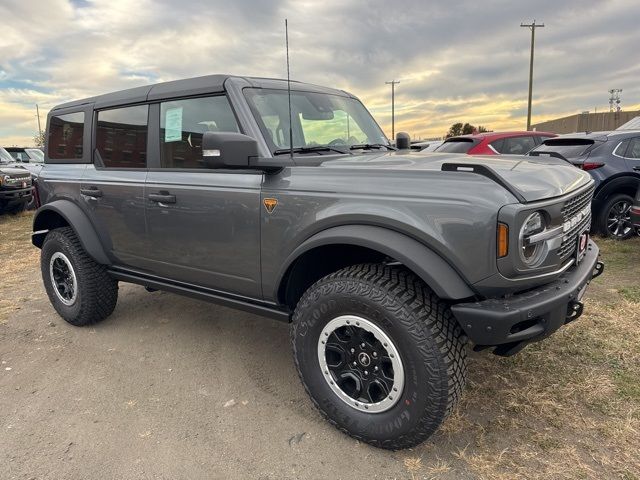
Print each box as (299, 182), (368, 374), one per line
(291, 263), (467, 450)
(41, 227), (118, 326)
(596, 193), (635, 240)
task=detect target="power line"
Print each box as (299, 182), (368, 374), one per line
(385, 80), (400, 140)
(521, 20), (544, 131)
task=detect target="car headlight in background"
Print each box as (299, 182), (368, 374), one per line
(519, 211), (547, 266)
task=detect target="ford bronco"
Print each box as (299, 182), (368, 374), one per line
(32, 75), (603, 449)
(1, 146), (33, 214)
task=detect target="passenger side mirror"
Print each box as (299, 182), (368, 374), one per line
(202, 132), (259, 169)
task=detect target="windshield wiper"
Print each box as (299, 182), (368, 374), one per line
(349, 143), (397, 151)
(273, 146), (352, 156)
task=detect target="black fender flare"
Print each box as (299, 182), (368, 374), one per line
(32, 200), (110, 265)
(277, 225), (475, 300)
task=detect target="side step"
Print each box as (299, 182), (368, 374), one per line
(108, 267), (291, 322)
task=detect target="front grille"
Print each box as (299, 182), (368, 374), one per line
(558, 185), (594, 260)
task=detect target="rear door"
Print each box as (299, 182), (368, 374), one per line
(81, 104), (149, 267)
(622, 136), (640, 173)
(143, 94), (262, 298)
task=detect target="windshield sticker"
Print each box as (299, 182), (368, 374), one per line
(165, 107), (183, 142)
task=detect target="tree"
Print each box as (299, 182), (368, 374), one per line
(446, 122), (464, 138)
(33, 131), (45, 148)
(445, 122), (490, 138)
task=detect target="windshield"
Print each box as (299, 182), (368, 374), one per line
(244, 88), (388, 154)
(435, 138), (478, 153)
(25, 148), (45, 162)
(0, 147), (14, 164)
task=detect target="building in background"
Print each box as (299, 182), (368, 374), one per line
(532, 110), (640, 134)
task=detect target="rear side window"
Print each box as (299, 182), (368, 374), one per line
(96, 105), (148, 168)
(48, 112), (85, 160)
(160, 96), (239, 169)
(625, 137), (640, 159)
(500, 136), (536, 155)
(533, 139), (596, 159)
(435, 139), (476, 153)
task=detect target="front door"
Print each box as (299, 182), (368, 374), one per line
(143, 95), (262, 298)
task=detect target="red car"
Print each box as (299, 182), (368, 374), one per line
(435, 131), (557, 155)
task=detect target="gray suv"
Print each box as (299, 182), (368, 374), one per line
(33, 75), (604, 449)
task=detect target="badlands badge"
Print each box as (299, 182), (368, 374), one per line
(263, 198), (278, 214)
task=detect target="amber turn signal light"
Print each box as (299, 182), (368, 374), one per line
(497, 223), (509, 258)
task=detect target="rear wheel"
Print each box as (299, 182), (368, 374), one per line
(41, 227), (118, 326)
(597, 193), (635, 239)
(291, 264), (467, 450)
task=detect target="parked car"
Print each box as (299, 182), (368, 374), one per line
(411, 140), (444, 152)
(33, 74), (603, 450)
(529, 131), (640, 239)
(435, 131), (556, 155)
(631, 185), (640, 229)
(0, 146), (33, 214)
(5, 147), (45, 177)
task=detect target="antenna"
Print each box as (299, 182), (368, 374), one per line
(285, 19), (294, 161)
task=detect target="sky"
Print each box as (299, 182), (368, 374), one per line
(1, 0), (639, 146)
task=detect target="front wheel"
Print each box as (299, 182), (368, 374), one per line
(291, 264), (467, 450)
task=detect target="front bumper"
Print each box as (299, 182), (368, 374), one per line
(0, 186), (33, 204)
(451, 240), (603, 356)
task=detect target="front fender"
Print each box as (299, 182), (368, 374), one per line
(32, 200), (110, 265)
(276, 225), (476, 300)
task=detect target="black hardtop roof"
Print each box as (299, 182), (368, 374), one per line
(51, 74), (352, 112)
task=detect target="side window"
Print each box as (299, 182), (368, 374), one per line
(96, 105), (148, 168)
(160, 96), (239, 169)
(489, 138), (505, 153)
(626, 137), (640, 159)
(502, 136), (536, 155)
(48, 112), (84, 159)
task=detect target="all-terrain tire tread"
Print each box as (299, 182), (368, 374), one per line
(291, 263), (467, 450)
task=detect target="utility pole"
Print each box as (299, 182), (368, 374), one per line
(521, 20), (544, 131)
(385, 80), (400, 140)
(36, 104), (42, 138)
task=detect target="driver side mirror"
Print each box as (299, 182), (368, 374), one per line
(202, 132), (259, 169)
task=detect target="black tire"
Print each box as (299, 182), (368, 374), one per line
(291, 264), (467, 450)
(41, 227), (118, 326)
(6, 202), (27, 214)
(596, 193), (635, 240)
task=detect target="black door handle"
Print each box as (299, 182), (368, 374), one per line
(633, 166), (640, 171)
(80, 187), (103, 198)
(149, 192), (176, 204)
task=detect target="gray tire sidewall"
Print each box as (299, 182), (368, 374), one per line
(41, 232), (83, 320)
(292, 280), (449, 445)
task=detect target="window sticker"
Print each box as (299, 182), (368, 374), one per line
(164, 107), (183, 142)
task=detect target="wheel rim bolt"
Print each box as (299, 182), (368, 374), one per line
(360, 343), (365, 348)
(350, 348), (355, 354)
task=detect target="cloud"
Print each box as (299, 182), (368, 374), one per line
(0, 0), (638, 145)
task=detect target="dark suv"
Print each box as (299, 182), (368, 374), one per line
(0, 146), (33, 214)
(32, 75), (603, 449)
(530, 131), (640, 239)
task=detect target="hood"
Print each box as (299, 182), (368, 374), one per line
(0, 165), (31, 177)
(320, 151), (592, 203)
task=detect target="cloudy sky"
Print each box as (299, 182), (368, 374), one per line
(1, 0), (639, 145)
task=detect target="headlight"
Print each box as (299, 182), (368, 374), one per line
(519, 211), (547, 266)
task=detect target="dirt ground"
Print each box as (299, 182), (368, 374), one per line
(1, 212), (639, 480)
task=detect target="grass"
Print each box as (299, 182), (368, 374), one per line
(2, 212), (639, 479)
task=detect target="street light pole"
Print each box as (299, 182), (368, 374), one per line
(521, 20), (544, 131)
(385, 80), (400, 139)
